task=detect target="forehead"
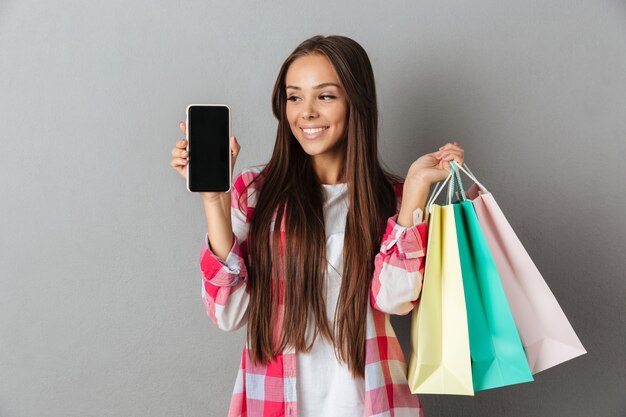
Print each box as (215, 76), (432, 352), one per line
(285, 54), (341, 86)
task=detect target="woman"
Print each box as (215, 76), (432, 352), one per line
(170, 35), (464, 417)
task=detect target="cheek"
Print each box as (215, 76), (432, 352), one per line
(285, 107), (297, 130)
(333, 103), (348, 125)
(335, 111), (347, 130)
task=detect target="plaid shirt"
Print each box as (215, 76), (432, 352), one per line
(200, 166), (428, 417)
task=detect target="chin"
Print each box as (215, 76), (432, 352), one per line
(298, 142), (327, 156)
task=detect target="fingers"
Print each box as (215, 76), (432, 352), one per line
(437, 142), (464, 154)
(170, 156), (187, 165)
(435, 141), (464, 167)
(175, 138), (187, 149)
(176, 121), (188, 150)
(230, 136), (240, 170)
(169, 155), (187, 177)
(170, 153), (188, 167)
(230, 136), (240, 157)
(170, 121), (189, 179)
(171, 140), (188, 157)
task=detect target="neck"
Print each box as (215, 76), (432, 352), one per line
(311, 154), (344, 184)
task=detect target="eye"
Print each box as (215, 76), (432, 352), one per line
(287, 95), (300, 102)
(320, 95), (336, 101)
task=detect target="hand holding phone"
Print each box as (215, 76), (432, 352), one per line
(170, 107), (240, 200)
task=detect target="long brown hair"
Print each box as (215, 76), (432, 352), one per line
(243, 35), (401, 378)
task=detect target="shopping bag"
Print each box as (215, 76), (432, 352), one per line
(461, 163), (586, 374)
(449, 164), (534, 391)
(407, 173), (474, 396)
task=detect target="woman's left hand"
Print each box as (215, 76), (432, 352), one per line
(395, 142), (465, 227)
(406, 142), (465, 185)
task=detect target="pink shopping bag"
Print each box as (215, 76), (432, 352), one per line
(460, 164), (586, 374)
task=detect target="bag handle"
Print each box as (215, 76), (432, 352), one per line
(447, 161), (466, 204)
(426, 170), (453, 211)
(456, 161), (490, 194)
(425, 161), (489, 221)
(425, 161), (467, 214)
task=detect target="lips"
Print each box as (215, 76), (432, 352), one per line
(300, 126), (329, 140)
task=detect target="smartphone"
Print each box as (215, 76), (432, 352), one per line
(185, 104), (231, 193)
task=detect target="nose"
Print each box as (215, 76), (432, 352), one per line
(301, 100), (319, 120)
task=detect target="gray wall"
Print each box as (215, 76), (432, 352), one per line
(1, 1), (624, 416)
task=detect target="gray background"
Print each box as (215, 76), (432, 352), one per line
(1, 0), (624, 416)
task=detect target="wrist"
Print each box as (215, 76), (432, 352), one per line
(201, 192), (231, 206)
(403, 177), (430, 204)
(404, 174), (430, 188)
(397, 178), (430, 227)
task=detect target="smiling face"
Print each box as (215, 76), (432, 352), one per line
(285, 53), (348, 175)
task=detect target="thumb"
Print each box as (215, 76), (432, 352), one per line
(230, 136), (240, 168)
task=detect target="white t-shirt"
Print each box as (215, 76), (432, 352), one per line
(296, 183), (365, 417)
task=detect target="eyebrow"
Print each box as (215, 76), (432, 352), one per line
(285, 83), (341, 90)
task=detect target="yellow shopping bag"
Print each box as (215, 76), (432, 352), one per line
(407, 203), (474, 395)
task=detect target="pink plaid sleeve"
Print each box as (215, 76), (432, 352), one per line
(370, 183), (429, 315)
(199, 168), (261, 332)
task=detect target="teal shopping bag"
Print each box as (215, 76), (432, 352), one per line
(448, 163), (533, 391)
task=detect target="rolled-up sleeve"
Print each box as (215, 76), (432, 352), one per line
(370, 212), (429, 315)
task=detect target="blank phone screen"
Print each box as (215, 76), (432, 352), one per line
(188, 105), (230, 192)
